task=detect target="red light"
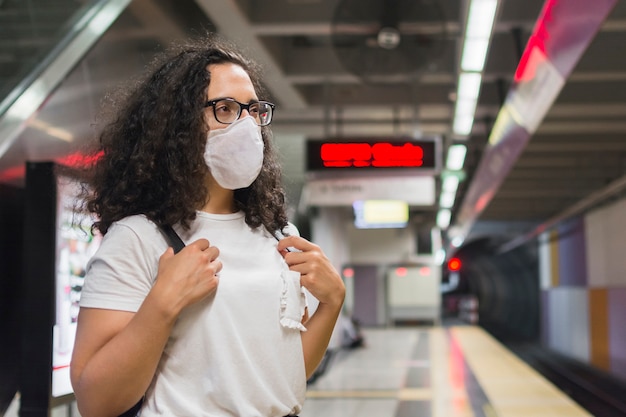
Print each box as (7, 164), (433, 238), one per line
(371, 143), (424, 167)
(342, 267), (354, 278)
(0, 165), (25, 182)
(514, 0), (554, 83)
(320, 142), (424, 168)
(395, 267), (407, 277)
(56, 150), (104, 168)
(321, 143), (371, 167)
(448, 258), (461, 271)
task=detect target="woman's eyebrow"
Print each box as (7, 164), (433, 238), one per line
(206, 97), (260, 104)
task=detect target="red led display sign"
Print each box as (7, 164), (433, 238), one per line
(306, 138), (436, 171)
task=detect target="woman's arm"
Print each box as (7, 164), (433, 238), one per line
(277, 236), (346, 378)
(300, 300), (343, 378)
(70, 300), (175, 416)
(71, 239), (221, 417)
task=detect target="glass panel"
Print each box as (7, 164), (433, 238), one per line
(0, 0), (101, 107)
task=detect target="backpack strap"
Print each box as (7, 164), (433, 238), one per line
(117, 400), (143, 417)
(159, 224), (186, 253)
(117, 224), (185, 417)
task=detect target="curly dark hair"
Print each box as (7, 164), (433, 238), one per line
(80, 35), (288, 235)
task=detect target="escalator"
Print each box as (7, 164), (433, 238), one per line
(0, 0), (131, 166)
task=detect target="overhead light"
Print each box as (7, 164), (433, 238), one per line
(453, 72), (482, 135)
(453, 113), (475, 136)
(439, 191), (456, 208)
(451, 236), (465, 248)
(461, 38), (490, 71)
(453, 96), (478, 135)
(446, 144), (467, 170)
(435, 248), (446, 265)
(457, 72), (482, 100)
(461, 0), (498, 72)
(454, 96), (478, 117)
(452, 0), (500, 136)
(437, 209), (451, 229)
(442, 176), (460, 193)
(466, 0), (498, 38)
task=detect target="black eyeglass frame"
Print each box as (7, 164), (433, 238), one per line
(204, 98), (276, 126)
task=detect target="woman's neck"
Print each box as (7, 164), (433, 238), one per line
(201, 177), (237, 214)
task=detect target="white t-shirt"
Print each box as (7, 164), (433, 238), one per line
(80, 212), (307, 416)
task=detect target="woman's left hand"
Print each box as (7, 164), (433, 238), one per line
(277, 235), (345, 308)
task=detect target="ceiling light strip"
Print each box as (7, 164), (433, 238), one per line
(446, 144), (468, 170)
(452, 0), (500, 137)
(449, 0), (618, 245)
(462, 0), (499, 71)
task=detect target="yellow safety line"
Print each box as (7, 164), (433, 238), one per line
(306, 388), (432, 400)
(483, 403), (498, 417)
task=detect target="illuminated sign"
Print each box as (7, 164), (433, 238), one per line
(353, 200), (409, 229)
(307, 138), (437, 171)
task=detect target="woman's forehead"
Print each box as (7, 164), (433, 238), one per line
(206, 63), (256, 99)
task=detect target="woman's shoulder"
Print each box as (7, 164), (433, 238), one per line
(95, 215), (168, 266)
(105, 215), (162, 244)
(114, 214), (157, 228)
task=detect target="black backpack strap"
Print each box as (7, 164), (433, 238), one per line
(117, 399), (143, 417)
(116, 225), (185, 417)
(159, 224), (186, 254)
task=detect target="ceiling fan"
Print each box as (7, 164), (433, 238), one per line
(330, 0), (449, 81)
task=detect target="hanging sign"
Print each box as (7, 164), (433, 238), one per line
(301, 176), (435, 207)
(306, 137), (437, 171)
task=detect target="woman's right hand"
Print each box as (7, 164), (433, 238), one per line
(153, 238), (222, 316)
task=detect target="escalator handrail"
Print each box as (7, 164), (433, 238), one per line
(0, 0), (131, 158)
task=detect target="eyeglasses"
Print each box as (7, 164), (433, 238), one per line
(205, 98), (275, 126)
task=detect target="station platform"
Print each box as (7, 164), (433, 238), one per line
(302, 325), (592, 417)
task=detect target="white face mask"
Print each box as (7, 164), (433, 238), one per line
(204, 116), (264, 190)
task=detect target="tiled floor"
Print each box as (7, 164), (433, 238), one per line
(301, 326), (592, 417)
(5, 325), (591, 417)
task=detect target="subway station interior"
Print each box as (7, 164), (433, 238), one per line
(1, 0), (626, 416)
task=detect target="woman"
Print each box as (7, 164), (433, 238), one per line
(70, 36), (345, 417)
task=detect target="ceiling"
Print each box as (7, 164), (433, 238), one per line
(1, 0), (626, 246)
